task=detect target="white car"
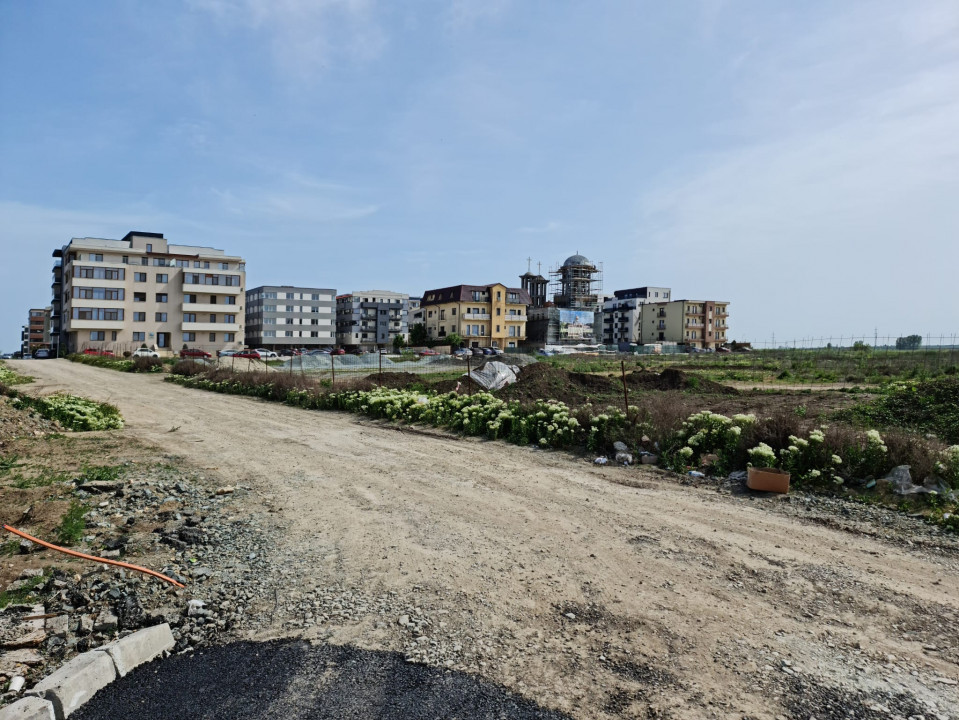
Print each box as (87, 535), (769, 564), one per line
(255, 348), (279, 359)
(132, 347), (160, 358)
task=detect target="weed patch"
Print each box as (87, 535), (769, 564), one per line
(4, 390), (123, 431)
(56, 501), (88, 546)
(0, 571), (46, 609)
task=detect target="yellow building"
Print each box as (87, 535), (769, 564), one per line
(637, 299), (729, 349)
(420, 283), (530, 349)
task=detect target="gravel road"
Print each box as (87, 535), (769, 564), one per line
(12, 360), (959, 719)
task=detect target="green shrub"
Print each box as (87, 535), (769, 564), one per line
(0, 362), (33, 386)
(130, 356), (164, 373)
(6, 390), (123, 431)
(56, 502), (87, 546)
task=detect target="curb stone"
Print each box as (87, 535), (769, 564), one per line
(3, 624), (174, 720)
(0, 696), (56, 720)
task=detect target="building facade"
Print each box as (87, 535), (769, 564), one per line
(246, 286), (336, 349)
(636, 299), (729, 349)
(26, 307), (52, 352)
(420, 283), (530, 349)
(52, 231), (246, 355)
(601, 287), (671, 345)
(335, 290), (409, 349)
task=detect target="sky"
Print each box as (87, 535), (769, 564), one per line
(2, 0), (958, 350)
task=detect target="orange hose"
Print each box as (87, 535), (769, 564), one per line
(3, 524), (185, 588)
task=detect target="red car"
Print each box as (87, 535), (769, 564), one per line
(332, 348), (346, 355)
(180, 348), (212, 359)
(233, 349), (263, 359)
(83, 348), (114, 357)
(419, 349), (439, 356)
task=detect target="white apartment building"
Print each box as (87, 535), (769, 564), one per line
(602, 286), (671, 345)
(52, 231), (246, 355)
(245, 285), (336, 349)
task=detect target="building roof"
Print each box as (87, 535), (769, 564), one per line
(562, 254), (592, 267)
(421, 284), (532, 306)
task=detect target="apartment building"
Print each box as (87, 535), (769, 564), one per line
(52, 231), (246, 355)
(245, 285), (336, 349)
(601, 287), (671, 345)
(637, 299), (730, 349)
(26, 307), (52, 351)
(335, 290), (409, 349)
(420, 283), (530, 349)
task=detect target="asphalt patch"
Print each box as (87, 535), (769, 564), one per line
(71, 639), (573, 720)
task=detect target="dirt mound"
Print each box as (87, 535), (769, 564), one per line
(345, 372), (425, 392)
(496, 362), (616, 406)
(626, 367), (737, 394)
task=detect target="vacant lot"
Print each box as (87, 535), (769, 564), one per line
(6, 359), (959, 719)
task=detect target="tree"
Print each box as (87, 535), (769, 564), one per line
(445, 333), (463, 349)
(852, 340), (871, 352)
(392, 334), (406, 353)
(409, 323), (428, 346)
(896, 334), (922, 351)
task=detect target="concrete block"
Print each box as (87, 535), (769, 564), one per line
(28, 650), (116, 719)
(99, 624), (174, 677)
(0, 697), (56, 720)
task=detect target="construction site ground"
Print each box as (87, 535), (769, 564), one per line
(4, 359), (958, 719)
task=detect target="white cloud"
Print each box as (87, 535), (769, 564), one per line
(188, 0), (386, 78)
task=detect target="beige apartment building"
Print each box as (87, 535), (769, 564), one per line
(52, 231), (246, 356)
(637, 299), (729, 349)
(421, 283), (530, 349)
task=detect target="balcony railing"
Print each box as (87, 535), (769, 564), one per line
(463, 313), (491, 320)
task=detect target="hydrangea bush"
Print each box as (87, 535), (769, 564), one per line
(9, 392), (123, 431)
(666, 411), (757, 473)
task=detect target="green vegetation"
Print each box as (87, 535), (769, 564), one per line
(0, 571), (46, 609)
(77, 463), (123, 485)
(11, 469), (71, 489)
(67, 353), (165, 373)
(0, 361), (34, 386)
(56, 501), (88, 546)
(0, 454), (23, 476)
(839, 377), (959, 444)
(4, 390), (123, 431)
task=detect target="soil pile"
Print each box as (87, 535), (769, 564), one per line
(497, 363), (616, 406)
(345, 372), (425, 392)
(626, 367), (737, 395)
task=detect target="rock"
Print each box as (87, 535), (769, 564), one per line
(81, 481), (122, 493)
(76, 615), (95, 636)
(398, 614), (410, 627)
(18, 540), (36, 554)
(101, 550), (121, 559)
(45, 616), (69, 639)
(94, 611), (118, 633)
(186, 600), (206, 617)
(564, 613), (576, 620)
(215, 486), (235, 495)
(18, 569), (43, 580)
(0, 649), (43, 672)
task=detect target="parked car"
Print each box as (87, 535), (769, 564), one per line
(332, 348), (346, 355)
(217, 349), (237, 357)
(307, 349), (331, 356)
(233, 349), (263, 359)
(33, 349), (51, 359)
(419, 349), (439, 356)
(181, 348), (212, 359)
(255, 348), (278, 359)
(132, 347), (160, 358)
(83, 348), (114, 357)
(452, 348), (471, 357)
(481, 348), (496, 355)
(470, 347), (484, 356)
(279, 349), (302, 357)
(716, 346), (731, 354)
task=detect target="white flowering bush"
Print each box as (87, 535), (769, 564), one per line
(586, 407), (629, 452)
(0, 362), (33, 386)
(935, 445), (959, 489)
(10, 391), (123, 431)
(842, 428), (888, 479)
(666, 411), (756, 472)
(779, 427), (843, 485)
(747, 443), (778, 468)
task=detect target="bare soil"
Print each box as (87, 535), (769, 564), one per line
(7, 359), (959, 719)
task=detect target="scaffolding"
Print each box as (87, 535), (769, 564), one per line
(549, 254), (603, 312)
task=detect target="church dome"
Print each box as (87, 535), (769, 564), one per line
(562, 254), (591, 267)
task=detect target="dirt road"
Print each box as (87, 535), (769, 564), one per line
(13, 360), (959, 719)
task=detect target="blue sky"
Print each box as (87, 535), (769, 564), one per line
(2, 0), (958, 350)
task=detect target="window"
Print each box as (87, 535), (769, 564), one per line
(146, 243), (153, 253)
(184, 314), (197, 323)
(134, 312), (146, 322)
(264, 305), (276, 312)
(153, 258), (168, 267)
(310, 306), (319, 313)
(264, 318), (276, 324)
(72, 308), (123, 321)
(224, 333), (235, 342)
(176, 260), (189, 268)
(496, 308), (501, 316)
(221, 263), (230, 270)
(209, 314), (217, 323)
(263, 331), (276, 337)
(156, 293), (168, 303)
(183, 273), (240, 286)
(496, 325), (500, 333)
(311, 294), (319, 301)
(224, 296), (235, 305)
(134, 292), (146, 302)
(224, 314), (235, 323)
(141, 257), (148, 265)
(496, 291), (501, 300)
(90, 331), (105, 341)
(133, 332), (145, 342)
(156, 274), (168, 283)
(75, 266), (124, 280)
(111, 331), (118, 341)
(73, 287), (124, 300)
(135, 272), (147, 282)
(90, 253), (103, 262)
(209, 296), (217, 304)
(185, 294), (197, 303)
(451, 308), (456, 316)
(209, 333), (216, 342)
(122, 256), (129, 264)
(286, 305), (294, 312)
(155, 312), (167, 322)
(183, 333), (196, 342)
(507, 292), (519, 303)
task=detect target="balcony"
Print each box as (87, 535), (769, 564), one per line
(505, 314), (527, 322)
(69, 319), (125, 330)
(463, 312), (491, 320)
(182, 303), (239, 314)
(182, 281), (242, 294)
(182, 322), (241, 332)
